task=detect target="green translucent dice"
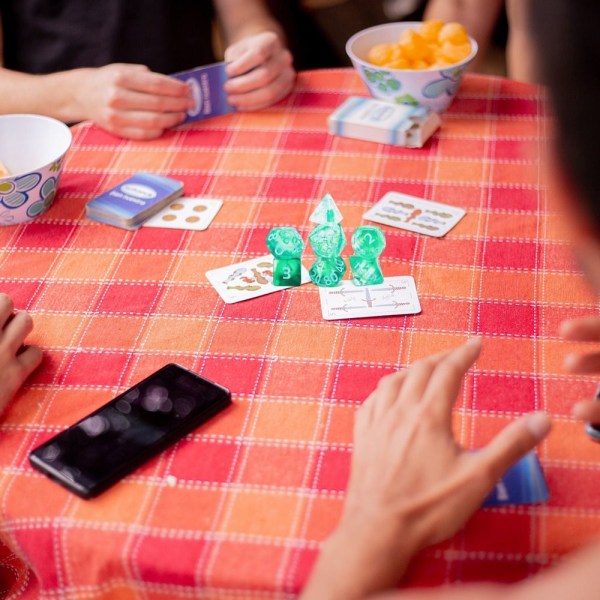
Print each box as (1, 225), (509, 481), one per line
(308, 193), (347, 287)
(266, 227), (305, 286)
(349, 225), (386, 286)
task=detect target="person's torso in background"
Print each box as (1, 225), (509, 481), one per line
(0, 0), (216, 74)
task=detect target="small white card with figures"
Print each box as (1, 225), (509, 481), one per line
(319, 276), (421, 320)
(143, 197), (222, 230)
(206, 255), (310, 304)
(364, 191), (465, 237)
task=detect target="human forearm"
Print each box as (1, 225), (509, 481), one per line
(215, 0), (285, 46)
(0, 67), (94, 123)
(301, 512), (419, 600)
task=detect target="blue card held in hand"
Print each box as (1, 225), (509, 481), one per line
(171, 62), (235, 124)
(483, 451), (549, 507)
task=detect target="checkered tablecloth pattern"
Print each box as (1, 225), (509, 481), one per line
(1, 69), (599, 599)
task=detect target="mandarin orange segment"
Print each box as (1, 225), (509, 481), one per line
(367, 43), (395, 66)
(365, 20), (472, 70)
(419, 20), (444, 43)
(438, 22), (469, 45)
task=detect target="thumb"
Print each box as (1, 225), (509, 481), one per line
(477, 412), (551, 483)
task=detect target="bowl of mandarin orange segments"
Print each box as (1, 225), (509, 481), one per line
(346, 20), (477, 113)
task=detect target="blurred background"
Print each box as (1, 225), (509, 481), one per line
(262, 0), (508, 75)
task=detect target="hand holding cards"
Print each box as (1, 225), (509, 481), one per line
(171, 62), (235, 124)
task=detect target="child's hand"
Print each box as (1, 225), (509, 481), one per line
(0, 294), (42, 415)
(223, 31), (295, 111)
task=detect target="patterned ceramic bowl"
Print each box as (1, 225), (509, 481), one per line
(0, 114), (72, 225)
(346, 22), (478, 113)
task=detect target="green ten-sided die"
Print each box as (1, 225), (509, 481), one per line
(350, 225), (386, 286)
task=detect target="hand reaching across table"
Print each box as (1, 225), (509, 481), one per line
(301, 338), (551, 600)
(0, 293), (42, 416)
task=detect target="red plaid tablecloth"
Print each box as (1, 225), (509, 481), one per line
(1, 69), (599, 599)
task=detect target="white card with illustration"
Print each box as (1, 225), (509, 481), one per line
(206, 255), (310, 304)
(319, 276), (421, 320)
(143, 197), (222, 230)
(364, 191), (465, 237)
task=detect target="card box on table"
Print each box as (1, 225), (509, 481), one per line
(328, 96), (441, 148)
(85, 173), (184, 230)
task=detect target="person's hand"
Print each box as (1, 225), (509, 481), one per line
(302, 338), (551, 600)
(223, 31), (295, 111)
(0, 294), (42, 416)
(74, 63), (194, 139)
(560, 315), (600, 423)
(557, 241), (600, 424)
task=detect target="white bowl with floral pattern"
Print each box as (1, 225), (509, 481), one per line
(0, 114), (72, 225)
(346, 22), (478, 113)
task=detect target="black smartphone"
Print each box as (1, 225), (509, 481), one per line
(29, 364), (231, 499)
(585, 383), (600, 442)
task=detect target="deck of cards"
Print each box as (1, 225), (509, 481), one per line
(86, 173), (184, 230)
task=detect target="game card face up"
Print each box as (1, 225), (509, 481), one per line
(319, 276), (421, 320)
(171, 62), (235, 124)
(364, 191), (466, 237)
(143, 197), (222, 231)
(206, 255), (310, 304)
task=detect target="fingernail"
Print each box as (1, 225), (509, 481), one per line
(572, 401), (586, 418)
(563, 354), (577, 369)
(526, 412), (551, 440)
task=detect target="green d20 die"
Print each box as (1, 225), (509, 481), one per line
(266, 227), (304, 259)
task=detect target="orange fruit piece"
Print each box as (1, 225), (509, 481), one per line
(438, 22), (469, 45)
(420, 20), (444, 43)
(398, 29), (432, 61)
(367, 43), (396, 66)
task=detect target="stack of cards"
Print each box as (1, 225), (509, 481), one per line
(86, 173), (184, 230)
(328, 97), (441, 148)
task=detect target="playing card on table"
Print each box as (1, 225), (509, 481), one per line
(143, 197), (222, 230)
(171, 62), (235, 124)
(482, 451), (549, 507)
(206, 255), (310, 304)
(364, 191), (466, 237)
(319, 276), (421, 320)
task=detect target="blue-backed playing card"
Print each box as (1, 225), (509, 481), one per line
(483, 451), (549, 507)
(86, 173), (184, 230)
(171, 62), (235, 124)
